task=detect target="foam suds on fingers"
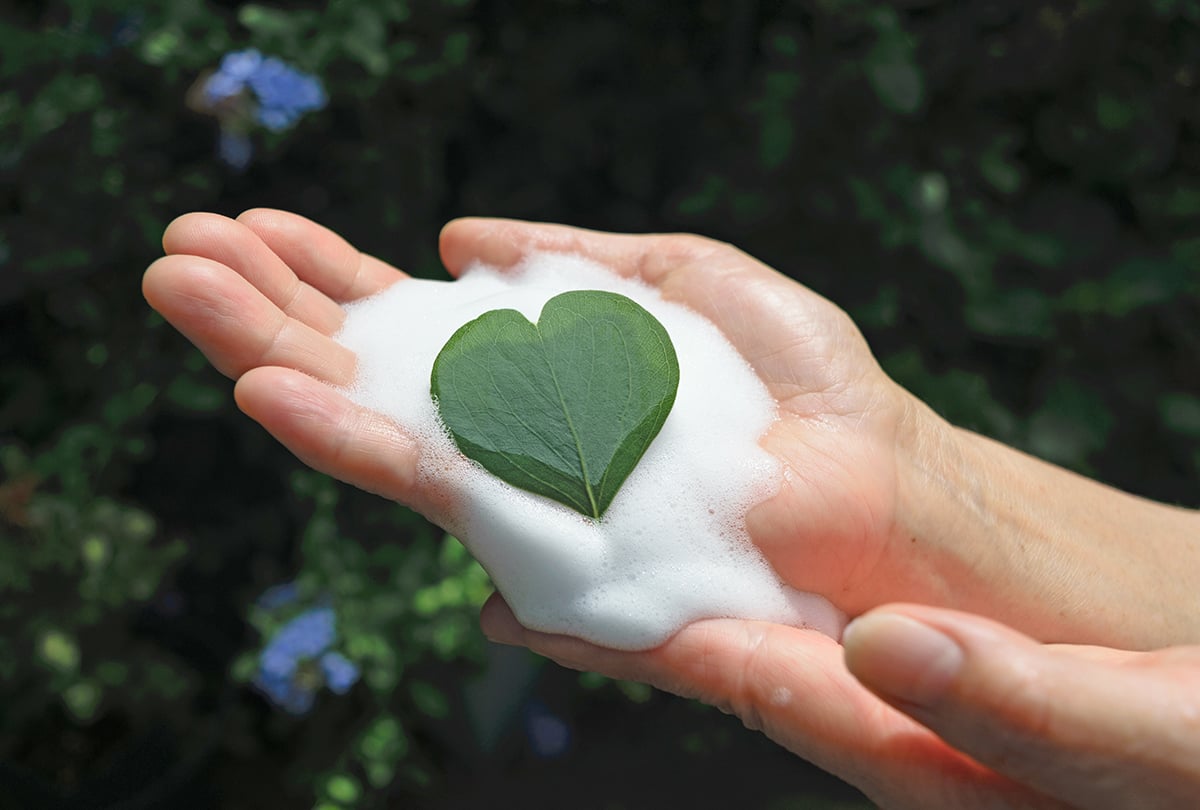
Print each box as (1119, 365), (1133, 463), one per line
(334, 252), (846, 650)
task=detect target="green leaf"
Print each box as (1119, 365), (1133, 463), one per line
(238, 4), (299, 37)
(38, 629), (80, 673)
(431, 290), (679, 519)
(409, 680), (449, 718)
(1161, 394), (1200, 438)
(1096, 92), (1136, 131)
(865, 9), (923, 115)
(325, 773), (361, 804)
(63, 680), (100, 722)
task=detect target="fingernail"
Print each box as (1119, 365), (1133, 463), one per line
(842, 613), (963, 708)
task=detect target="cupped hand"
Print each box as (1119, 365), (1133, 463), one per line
(147, 210), (1199, 805)
(145, 210), (940, 605)
(146, 211), (1169, 637)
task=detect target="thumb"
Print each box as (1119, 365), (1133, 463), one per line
(843, 604), (1200, 810)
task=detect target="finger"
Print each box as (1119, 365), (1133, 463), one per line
(844, 605), (1200, 809)
(144, 254), (356, 384)
(234, 367), (435, 512)
(480, 596), (1055, 809)
(437, 218), (853, 392)
(236, 208), (401, 302)
(163, 212), (346, 335)
(439, 217), (678, 279)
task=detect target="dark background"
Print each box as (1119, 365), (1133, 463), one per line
(2, 1), (1198, 808)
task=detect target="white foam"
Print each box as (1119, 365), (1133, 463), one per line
(335, 252), (846, 650)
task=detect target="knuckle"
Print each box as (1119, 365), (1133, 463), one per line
(725, 625), (780, 735)
(662, 232), (741, 264)
(640, 232), (735, 270)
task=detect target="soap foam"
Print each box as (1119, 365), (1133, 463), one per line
(335, 252), (846, 650)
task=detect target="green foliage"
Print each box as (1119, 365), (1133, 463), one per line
(432, 291), (679, 519)
(864, 7), (924, 115)
(0, 441), (191, 732)
(1062, 257), (1198, 317)
(1161, 395), (1200, 439)
(3, 0), (1197, 807)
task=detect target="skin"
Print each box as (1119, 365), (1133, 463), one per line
(145, 210), (1200, 809)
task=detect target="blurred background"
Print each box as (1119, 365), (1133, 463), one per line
(2, 1), (1199, 808)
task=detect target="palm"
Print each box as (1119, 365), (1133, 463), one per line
(605, 240), (912, 613)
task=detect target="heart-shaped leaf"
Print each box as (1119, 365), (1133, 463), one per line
(431, 290), (679, 519)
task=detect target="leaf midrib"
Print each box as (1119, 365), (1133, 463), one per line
(480, 352), (587, 512)
(537, 325), (601, 519)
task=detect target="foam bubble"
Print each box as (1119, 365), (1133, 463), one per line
(335, 252), (846, 650)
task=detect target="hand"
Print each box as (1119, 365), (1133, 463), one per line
(144, 209), (913, 602)
(482, 598), (1200, 809)
(144, 210), (1199, 647)
(148, 211), (1200, 805)
(844, 605), (1200, 809)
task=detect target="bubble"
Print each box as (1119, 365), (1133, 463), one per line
(335, 252), (846, 650)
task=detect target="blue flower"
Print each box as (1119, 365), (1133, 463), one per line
(252, 605), (360, 715)
(270, 606), (336, 659)
(204, 49), (264, 102)
(217, 128), (253, 171)
(320, 651), (360, 695)
(246, 56), (327, 131)
(522, 699), (572, 758)
(198, 49), (327, 169)
(255, 663), (318, 715)
(202, 49), (326, 131)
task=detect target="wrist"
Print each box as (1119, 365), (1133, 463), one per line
(888, 387), (1200, 647)
(810, 381), (981, 614)
(886, 395), (1098, 640)
(890, 386), (974, 550)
